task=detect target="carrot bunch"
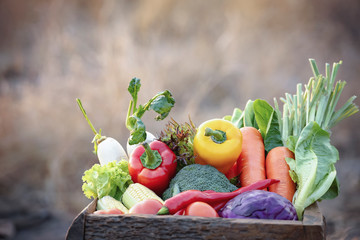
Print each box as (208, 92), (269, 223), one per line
(225, 100), (297, 202)
(234, 126), (295, 202)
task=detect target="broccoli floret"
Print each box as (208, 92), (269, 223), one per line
(162, 164), (237, 200)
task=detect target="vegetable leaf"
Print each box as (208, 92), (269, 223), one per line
(225, 108), (244, 128)
(263, 112), (283, 153)
(287, 121), (339, 219)
(126, 78), (175, 145)
(149, 90), (176, 120)
(127, 116), (147, 145)
(134, 104), (146, 119)
(253, 99), (283, 152)
(320, 176), (340, 200)
(82, 160), (133, 200)
(128, 78), (141, 106)
(253, 99), (274, 138)
(243, 100), (258, 128)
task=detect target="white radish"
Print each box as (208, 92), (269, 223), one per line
(76, 98), (128, 165)
(126, 131), (156, 157)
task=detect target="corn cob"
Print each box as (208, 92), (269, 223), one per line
(97, 196), (129, 213)
(121, 183), (165, 209)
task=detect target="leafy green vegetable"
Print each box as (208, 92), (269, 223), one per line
(275, 59), (359, 141)
(82, 160), (133, 200)
(253, 99), (283, 152)
(243, 100), (258, 128)
(149, 90), (175, 120)
(274, 59), (358, 219)
(128, 78), (141, 110)
(225, 100), (257, 129)
(225, 99), (282, 153)
(253, 99), (274, 138)
(286, 121), (338, 219)
(224, 108), (243, 128)
(126, 78), (175, 145)
(127, 116), (146, 145)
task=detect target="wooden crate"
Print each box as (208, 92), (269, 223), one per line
(66, 199), (326, 240)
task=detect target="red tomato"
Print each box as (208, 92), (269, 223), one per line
(185, 201), (219, 217)
(129, 199), (163, 215)
(93, 208), (124, 215)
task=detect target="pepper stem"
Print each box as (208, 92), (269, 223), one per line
(140, 142), (162, 169)
(157, 206), (170, 215)
(204, 127), (227, 144)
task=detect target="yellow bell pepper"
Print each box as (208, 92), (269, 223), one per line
(193, 118), (243, 174)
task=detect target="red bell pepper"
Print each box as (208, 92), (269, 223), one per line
(128, 140), (177, 196)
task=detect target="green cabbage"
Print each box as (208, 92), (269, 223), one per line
(82, 160), (133, 200)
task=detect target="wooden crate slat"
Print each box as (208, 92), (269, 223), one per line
(65, 200), (326, 240)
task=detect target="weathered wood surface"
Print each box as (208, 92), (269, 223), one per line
(66, 199), (97, 240)
(65, 199), (325, 240)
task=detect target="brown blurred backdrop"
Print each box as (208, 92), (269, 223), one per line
(0, 0), (359, 239)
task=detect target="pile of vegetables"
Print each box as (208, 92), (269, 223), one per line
(77, 59), (358, 221)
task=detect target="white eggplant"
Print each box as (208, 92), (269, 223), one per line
(97, 137), (128, 165)
(126, 131), (156, 157)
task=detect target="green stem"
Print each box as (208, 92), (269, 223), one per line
(126, 100), (133, 130)
(140, 143), (162, 169)
(133, 95), (137, 115)
(76, 98), (98, 135)
(142, 92), (163, 112)
(76, 98), (103, 154)
(204, 127), (227, 144)
(309, 58), (320, 77)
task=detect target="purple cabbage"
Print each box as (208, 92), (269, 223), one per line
(219, 190), (298, 220)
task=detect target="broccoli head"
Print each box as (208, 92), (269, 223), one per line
(162, 164), (238, 200)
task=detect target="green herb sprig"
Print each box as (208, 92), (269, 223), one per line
(126, 78), (175, 145)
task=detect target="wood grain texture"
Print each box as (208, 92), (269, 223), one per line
(66, 199), (97, 240)
(78, 200), (325, 240)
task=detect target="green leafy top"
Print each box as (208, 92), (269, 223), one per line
(224, 99), (282, 153)
(273, 59), (358, 219)
(82, 160), (133, 200)
(275, 59), (359, 142)
(126, 78), (175, 145)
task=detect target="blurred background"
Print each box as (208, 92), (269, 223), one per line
(0, 0), (359, 239)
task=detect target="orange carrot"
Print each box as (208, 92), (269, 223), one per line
(265, 146), (296, 202)
(237, 127), (266, 187)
